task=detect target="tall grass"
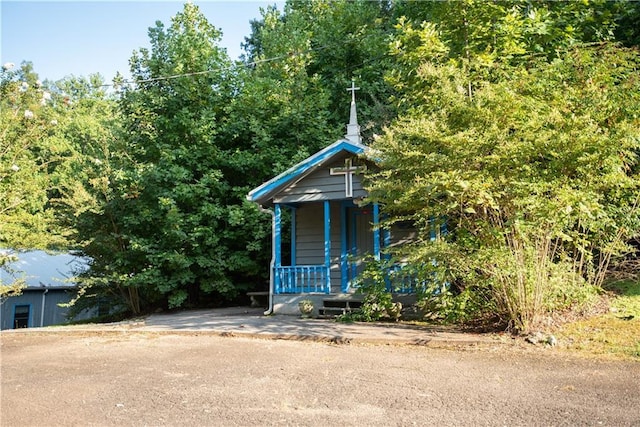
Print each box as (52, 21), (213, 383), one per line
(480, 226), (603, 333)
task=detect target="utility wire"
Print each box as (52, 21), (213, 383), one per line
(101, 44), (335, 89)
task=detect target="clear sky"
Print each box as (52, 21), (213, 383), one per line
(1, 0), (283, 83)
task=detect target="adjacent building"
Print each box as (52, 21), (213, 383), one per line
(0, 250), (91, 330)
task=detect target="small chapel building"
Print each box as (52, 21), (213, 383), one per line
(247, 83), (414, 315)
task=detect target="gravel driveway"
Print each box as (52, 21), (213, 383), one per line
(2, 329), (639, 426)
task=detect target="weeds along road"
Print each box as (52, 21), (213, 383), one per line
(1, 331), (639, 426)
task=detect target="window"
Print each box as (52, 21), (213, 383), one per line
(14, 305), (30, 329)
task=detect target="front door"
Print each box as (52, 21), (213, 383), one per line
(13, 305), (30, 328)
(344, 206), (374, 291)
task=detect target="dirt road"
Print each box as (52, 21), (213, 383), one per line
(1, 331), (639, 426)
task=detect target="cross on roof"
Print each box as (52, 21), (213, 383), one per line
(347, 80), (360, 102)
(330, 157), (367, 198)
(345, 80), (361, 143)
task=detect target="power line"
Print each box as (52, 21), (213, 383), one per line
(102, 44), (334, 89)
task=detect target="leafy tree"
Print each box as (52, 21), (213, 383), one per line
(0, 252), (26, 304)
(73, 3), (276, 314)
(0, 61), (114, 301)
(395, 0), (629, 57)
(369, 43), (640, 332)
(0, 62), (70, 249)
(243, 0), (398, 140)
(387, 0), (635, 111)
(1, 62), (69, 297)
(229, 4), (335, 180)
(50, 75), (125, 316)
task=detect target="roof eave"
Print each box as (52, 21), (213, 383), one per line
(247, 139), (367, 205)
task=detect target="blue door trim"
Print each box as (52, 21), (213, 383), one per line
(339, 201), (355, 292)
(373, 203), (380, 260)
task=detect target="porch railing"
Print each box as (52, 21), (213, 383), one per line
(274, 265), (330, 294)
(386, 264), (429, 294)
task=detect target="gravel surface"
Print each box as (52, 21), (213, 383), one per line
(2, 330), (639, 426)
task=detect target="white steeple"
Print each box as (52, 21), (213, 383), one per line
(345, 80), (361, 144)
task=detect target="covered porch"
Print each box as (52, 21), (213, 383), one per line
(272, 199), (387, 295)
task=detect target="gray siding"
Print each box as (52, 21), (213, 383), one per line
(274, 155), (367, 204)
(295, 203), (325, 266)
(293, 201), (344, 293)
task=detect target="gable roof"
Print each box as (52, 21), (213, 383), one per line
(247, 139), (368, 205)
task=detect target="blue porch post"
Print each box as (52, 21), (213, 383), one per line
(324, 200), (331, 293)
(373, 202), (381, 260)
(274, 203), (282, 293)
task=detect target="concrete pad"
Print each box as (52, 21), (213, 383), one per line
(7, 306), (499, 347)
(141, 307), (496, 347)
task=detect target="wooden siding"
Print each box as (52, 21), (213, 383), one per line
(293, 202), (345, 293)
(294, 203), (325, 266)
(273, 155), (367, 204)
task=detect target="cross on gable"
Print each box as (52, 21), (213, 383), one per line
(330, 158), (367, 198)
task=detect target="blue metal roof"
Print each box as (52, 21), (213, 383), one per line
(247, 139), (367, 205)
(0, 250), (88, 288)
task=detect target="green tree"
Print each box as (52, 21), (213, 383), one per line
(73, 3), (275, 314)
(0, 62), (113, 300)
(243, 0), (398, 140)
(0, 62), (69, 250)
(369, 43), (640, 332)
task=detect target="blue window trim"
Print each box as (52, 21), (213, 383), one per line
(247, 140), (367, 203)
(274, 204), (282, 267)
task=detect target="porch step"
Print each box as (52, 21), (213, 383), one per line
(318, 298), (363, 318)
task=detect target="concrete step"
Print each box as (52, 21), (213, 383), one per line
(318, 298), (363, 318)
(322, 298), (363, 310)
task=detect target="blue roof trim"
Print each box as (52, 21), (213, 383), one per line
(247, 139), (367, 203)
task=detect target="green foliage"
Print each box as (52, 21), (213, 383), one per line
(244, 0), (398, 140)
(396, 0), (629, 58)
(351, 257), (395, 322)
(0, 62), (74, 249)
(341, 256), (403, 322)
(1, 61), (116, 254)
(72, 3), (286, 314)
(370, 39), (640, 331)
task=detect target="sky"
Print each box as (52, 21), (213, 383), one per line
(1, 0), (283, 83)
